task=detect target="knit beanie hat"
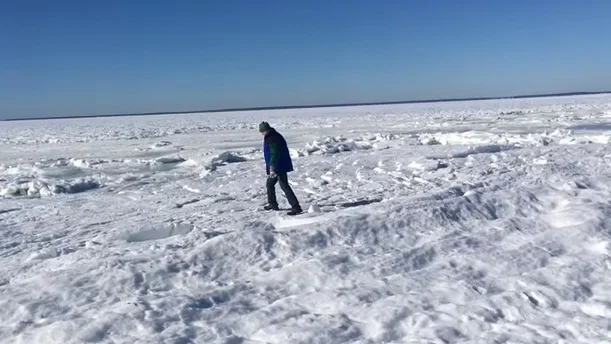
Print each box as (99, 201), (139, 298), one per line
(258, 121), (272, 132)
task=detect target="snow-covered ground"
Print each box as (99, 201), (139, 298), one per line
(1, 94), (611, 344)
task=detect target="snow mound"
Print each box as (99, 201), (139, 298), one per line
(151, 140), (173, 148)
(36, 164), (87, 180)
(70, 158), (107, 168)
(0, 178), (101, 197)
(300, 133), (403, 156)
(201, 151), (249, 175)
(304, 136), (365, 155)
(154, 155), (186, 165)
(289, 148), (301, 159)
(408, 159), (449, 171)
(27, 247), (60, 261)
(178, 159), (200, 168)
(301, 137), (367, 155)
(419, 134), (441, 145)
(308, 204), (322, 213)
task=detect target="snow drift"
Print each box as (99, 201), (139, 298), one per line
(200, 151), (250, 176)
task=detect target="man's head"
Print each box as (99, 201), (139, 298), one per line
(258, 121), (272, 135)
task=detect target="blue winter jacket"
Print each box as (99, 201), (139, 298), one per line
(263, 129), (294, 174)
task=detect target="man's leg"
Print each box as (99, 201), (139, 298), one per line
(277, 173), (300, 210)
(266, 175), (279, 209)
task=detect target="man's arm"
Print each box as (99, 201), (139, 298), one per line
(266, 135), (280, 170)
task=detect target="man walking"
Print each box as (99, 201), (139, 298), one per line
(259, 121), (302, 215)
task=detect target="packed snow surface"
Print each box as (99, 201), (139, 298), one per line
(2, 94), (611, 343)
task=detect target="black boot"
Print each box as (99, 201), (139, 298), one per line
(287, 206), (302, 216)
(264, 204), (279, 211)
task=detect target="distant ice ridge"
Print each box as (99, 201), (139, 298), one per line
(298, 127), (610, 159)
(417, 128), (611, 147)
(0, 121), (215, 145)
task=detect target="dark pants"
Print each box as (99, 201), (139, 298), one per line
(267, 172), (300, 209)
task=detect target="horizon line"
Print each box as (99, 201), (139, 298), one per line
(3, 91), (611, 121)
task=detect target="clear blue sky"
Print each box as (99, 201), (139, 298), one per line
(2, 0), (610, 119)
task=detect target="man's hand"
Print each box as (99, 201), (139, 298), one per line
(268, 166), (277, 179)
